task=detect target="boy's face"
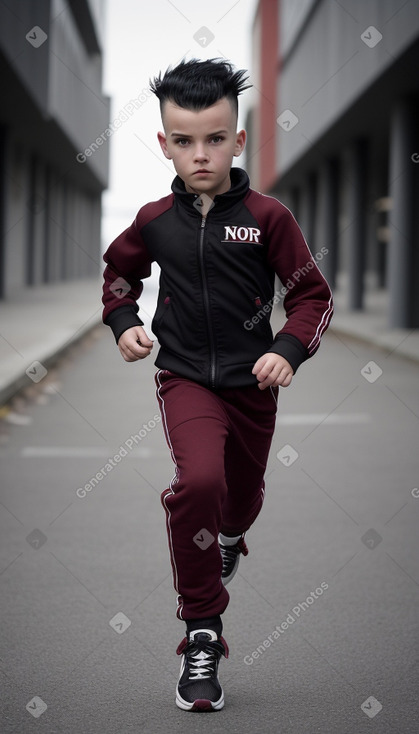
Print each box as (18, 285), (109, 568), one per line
(157, 97), (246, 201)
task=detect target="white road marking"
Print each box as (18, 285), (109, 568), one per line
(277, 413), (371, 425)
(21, 414), (370, 457)
(21, 447), (168, 458)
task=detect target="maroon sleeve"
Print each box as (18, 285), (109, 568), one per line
(102, 195), (173, 343)
(245, 191), (333, 372)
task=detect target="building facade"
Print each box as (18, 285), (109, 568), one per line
(0, 0), (110, 299)
(247, 0), (419, 328)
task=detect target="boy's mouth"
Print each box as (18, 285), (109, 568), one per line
(194, 169), (211, 174)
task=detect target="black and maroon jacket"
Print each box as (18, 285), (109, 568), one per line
(102, 168), (333, 389)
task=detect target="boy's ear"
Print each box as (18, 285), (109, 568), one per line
(157, 131), (172, 160)
(234, 129), (246, 157)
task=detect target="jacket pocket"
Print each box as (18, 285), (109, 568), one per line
(152, 294), (171, 332)
(251, 295), (273, 341)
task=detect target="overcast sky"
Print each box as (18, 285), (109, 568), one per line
(101, 0), (258, 248)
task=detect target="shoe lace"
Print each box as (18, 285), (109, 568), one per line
(220, 545), (240, 574)
(186, 644), (218, 680)
(220, 538), (248, 574)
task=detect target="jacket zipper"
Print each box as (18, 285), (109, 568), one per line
(198, 215), (217, 388)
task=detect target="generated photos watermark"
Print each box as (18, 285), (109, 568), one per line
(244, 247), (329, 331)
(244, 582), (329, 665)
(76, 88), (153, 163)
(76, 415), (161, 498)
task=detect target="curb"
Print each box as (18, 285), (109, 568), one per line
(0, 314), (103, 407)
(328, 323), (419, 365)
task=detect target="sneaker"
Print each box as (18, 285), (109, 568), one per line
(219, 535), (249, 586)
(175, 629), (229, 711)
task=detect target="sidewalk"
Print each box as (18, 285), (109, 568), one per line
(0, 279), (103, 406)
(1, 278), (418, 407)
(329, 283), (419, 364)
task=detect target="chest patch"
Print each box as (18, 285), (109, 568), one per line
(222, 225), (262, 244)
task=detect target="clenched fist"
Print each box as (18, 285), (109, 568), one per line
(118, 326), (154, 362)
(252, 353), (294, 389)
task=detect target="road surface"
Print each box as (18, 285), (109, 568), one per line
(1, 321), (418, 733)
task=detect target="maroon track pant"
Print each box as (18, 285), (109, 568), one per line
(155, 369), (278, 621)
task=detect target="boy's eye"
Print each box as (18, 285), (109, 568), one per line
(174, 136), (224, 146)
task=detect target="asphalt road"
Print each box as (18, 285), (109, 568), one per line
(1, 321), (418, 734)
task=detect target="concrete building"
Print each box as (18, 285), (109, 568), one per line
(247, 0), (419, 328)
(0, 0), (110, 300)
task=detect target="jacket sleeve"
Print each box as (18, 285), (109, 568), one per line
(265, 204), (333, 373)
(102, 213), (153, 343)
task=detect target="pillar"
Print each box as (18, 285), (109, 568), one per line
(347, 138), (368, 310)
(387, 96), (419, 328)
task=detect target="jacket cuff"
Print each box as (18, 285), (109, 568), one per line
(104, 306), (144, 344)
(267, 334), (309, 374)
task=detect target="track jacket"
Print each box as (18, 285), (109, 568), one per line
(102, 168), (333, 390)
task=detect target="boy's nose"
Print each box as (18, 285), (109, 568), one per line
(193, 145), (209, 161)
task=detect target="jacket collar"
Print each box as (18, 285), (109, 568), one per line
(171, 167), (250, 214)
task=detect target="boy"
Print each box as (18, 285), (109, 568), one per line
(102, 58), (333, 712)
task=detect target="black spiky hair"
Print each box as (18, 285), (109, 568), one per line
(149, 58), (251, 118)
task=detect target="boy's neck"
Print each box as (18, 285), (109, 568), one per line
(184, 173), (232, 204)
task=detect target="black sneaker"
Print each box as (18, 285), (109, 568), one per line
(175, 629), (229, 711)
(219, 535), (248, 586)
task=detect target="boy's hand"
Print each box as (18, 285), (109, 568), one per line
(252, 353), (294, 389)
(118, 326), (153, 362)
